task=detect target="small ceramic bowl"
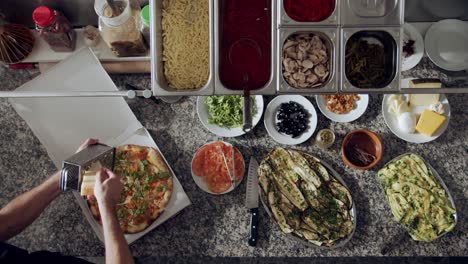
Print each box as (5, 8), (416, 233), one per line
(341, 129), (383, 170)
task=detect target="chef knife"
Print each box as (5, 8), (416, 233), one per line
(245, 157), (260, 247)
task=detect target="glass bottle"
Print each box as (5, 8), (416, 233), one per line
(140, 5), (150, 47)
(32, 6), (76, 52)
(94, 0), (147, 57)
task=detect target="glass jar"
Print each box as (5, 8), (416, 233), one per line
(32, 6), (76, 52)
(140, 5), (150, 47)
(314, 129), (336, 149)
(94, 0), (147, 57)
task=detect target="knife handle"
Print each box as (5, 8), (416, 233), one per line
(248, 208), (259, 247)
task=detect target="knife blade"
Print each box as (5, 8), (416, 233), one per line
(245, 157), (259, 247)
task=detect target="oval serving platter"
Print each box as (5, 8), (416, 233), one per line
(378, 153), (457, 241)
(259, 151), (357, 249)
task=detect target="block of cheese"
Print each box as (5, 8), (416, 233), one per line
(415, 109), (446, 136)
(409, 79), (442, 89)
(409, 79), (441, 106)
(80, 161), (102, 196)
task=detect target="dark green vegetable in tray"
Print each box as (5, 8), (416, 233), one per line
(345, 38), (387, 88)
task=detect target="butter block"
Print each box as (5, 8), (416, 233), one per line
(415, 110), (446, 136)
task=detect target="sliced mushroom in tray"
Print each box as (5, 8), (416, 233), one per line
(282, 33), (331, 89)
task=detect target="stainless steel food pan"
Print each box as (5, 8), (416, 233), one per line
(150, 0), (214, 96)
(340, 27), (401, 93)
(214, 0), (277, 95)
(341, 0), (404, 26)
(278, 27), (339, 94)
(278, 0), (340, 27)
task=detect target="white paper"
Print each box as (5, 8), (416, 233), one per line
(10, 48), (141, 166)
(10, 48), (191, 244)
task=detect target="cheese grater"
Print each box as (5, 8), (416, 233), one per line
(60, 143), (116, 192)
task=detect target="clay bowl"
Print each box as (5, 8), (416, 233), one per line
(341, 129), (383, 170)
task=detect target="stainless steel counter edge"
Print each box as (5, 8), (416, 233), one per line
(150, 0), (215, 97)
(340, 26), (402, 93)
(213, 0), (277, 96)
(277, 27), (340, 95)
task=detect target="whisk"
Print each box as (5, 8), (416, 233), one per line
(0, 24), (35, 64)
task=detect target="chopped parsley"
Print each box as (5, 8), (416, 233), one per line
(117, 208), (127, 220)
(155, 185), (167, 192)
(148, 172), (171, 182)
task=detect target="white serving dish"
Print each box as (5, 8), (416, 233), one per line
(264, 95), (318, 146)
(196, 95), (264, 138)
(425, 19), (468, 72)
(402, 23), (424, 71)
(315, 94), (369, 123)
(382, 93), (451, 144)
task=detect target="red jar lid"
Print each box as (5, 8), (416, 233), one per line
(32, 6), (56, 27)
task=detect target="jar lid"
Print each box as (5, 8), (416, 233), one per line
(141, 5), (150, 26)
(33, 6), (56, 27)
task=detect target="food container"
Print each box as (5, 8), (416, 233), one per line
(278, 27), (339, 94)
(191, 141), (245, 195)
(94, 0), (147, 57)
(341, 0), (404, 26)
(214, 0), (277, 95)
(259, 152), (357, 249)
(341, 129), (383, 170)
(278, 0), (340, 26)
(341, 27), (401, 93)
(150, 0), (214, 96)
(378, 153), (457, 241)
(314, 128), (336, 149)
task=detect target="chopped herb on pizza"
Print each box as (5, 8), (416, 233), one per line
(87, 145), (173, 234)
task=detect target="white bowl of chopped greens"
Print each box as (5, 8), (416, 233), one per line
(197, 95), (264, 138)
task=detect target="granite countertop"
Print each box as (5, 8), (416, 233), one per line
(0, 65), (466, 258)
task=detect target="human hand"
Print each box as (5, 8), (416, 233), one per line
(76, 138), (99, 153)
(94, 168), (123, 209)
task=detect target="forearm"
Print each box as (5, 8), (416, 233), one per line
(0, 172), (61, 241)
(100, 204), (134, 264)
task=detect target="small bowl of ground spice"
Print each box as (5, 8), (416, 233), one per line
(341, 129), (383, 170)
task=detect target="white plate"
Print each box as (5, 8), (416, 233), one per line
(197, 95), (264, 138)
(382, 94), (451, 144)
(425, 19), (468, 71)
(402, 23), (424, 71)
(315, 94), (369, 123)
(190, 141), (245, 195)
(264, 95), (318, 146)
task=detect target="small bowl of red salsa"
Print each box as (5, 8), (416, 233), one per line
(191, 141), (245, 195)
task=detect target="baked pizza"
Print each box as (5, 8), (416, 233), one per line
(87, 145), (173, 234)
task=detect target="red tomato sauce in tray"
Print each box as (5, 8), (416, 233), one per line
(218, 0), (272, 90)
